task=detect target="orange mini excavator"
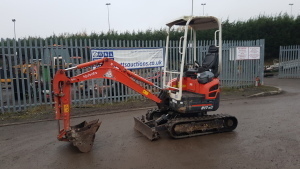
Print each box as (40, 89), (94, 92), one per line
(53, 16), (238, 152)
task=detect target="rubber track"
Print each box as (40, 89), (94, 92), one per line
(167, 114), (237, 139)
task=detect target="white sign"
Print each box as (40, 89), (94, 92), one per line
(249, 47), (260, 60)
(236, 47), (249, 60)
(91, 48), (164, 69)
(236, 47), (261, 60)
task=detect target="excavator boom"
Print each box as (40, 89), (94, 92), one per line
(53, 57), (162, 152)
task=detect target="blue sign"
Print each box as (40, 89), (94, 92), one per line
(92, 51), (114, 60)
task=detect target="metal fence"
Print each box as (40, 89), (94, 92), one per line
(221, 40), (265, 87)
(0, 39), (264, 113)
(279, 45), (300, 78)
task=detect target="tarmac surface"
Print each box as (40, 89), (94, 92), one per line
(0, 77), (299, 169)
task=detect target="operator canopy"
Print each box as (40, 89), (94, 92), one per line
(166, 16), (220, 30)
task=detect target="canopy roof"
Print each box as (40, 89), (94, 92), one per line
(166, 16), (220, 31)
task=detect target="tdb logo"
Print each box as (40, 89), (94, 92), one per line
(92, 50), (114, 58)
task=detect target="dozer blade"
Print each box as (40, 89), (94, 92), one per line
(133, 116), (160, 141)
(67, 119), (101, 153)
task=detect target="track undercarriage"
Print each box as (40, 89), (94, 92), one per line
(134, 109), (238, 140)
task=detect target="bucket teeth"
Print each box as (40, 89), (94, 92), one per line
(67, 119), (101, 153)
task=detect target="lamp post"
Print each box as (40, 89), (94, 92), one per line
(12, 19), (16, 40)
(201, 3), (206, 16)
(289, 3), (294, 16)
(106, 3), (111, 32)
(12, 19), (17, 57)
(191, 0), (194, 16)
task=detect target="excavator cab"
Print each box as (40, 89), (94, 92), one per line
(163, 16), (222, 102)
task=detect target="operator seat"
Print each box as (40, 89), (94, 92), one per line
(185, 45), (219, 80)
(198, 45), (219, 77)
(195, 45), (219, 84)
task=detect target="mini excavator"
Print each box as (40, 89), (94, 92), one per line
(53, 16), (238, 153)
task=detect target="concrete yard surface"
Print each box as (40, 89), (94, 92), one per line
(0, 77), (299, 169)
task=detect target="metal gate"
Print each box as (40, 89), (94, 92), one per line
(279, 45), (300, 78)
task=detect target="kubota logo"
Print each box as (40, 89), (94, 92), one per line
(83, 72), (98, 78)
(104, 70), (113, 78)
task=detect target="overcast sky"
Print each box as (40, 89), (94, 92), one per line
(0, 0), (299, 39)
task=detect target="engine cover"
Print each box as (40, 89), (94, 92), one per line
(169, 91), (219, 114)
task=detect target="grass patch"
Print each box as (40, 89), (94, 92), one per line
(221, 85), (278, 97)
(73, 98), (145, 108)
(0, 105), (53, 123)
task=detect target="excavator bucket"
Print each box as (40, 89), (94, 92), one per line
(133, 116), (160, 141)
(66, 119), (101, 153)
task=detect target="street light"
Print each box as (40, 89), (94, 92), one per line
(11, 19), (17, 57)
(106, 3), (111, 32)
(289, 3), (294, 16)
(201, 3), (206, 16)
(12, 19), (16, 40)
(191, 0), (195, 16)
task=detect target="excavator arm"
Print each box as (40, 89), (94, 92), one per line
(53, 58), (162, 152)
